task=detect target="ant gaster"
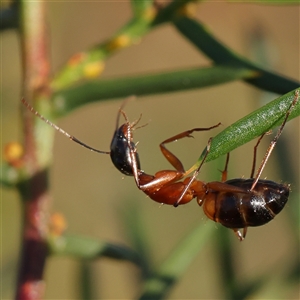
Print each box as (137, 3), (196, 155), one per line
(21, 97), (140, 176)
(125, 90), (298, 241)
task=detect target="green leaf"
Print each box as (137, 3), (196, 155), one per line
(52, 65), (257, 116)
(192, 88), (300, 169)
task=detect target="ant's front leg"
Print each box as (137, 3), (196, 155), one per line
(127, 124), (220, 205)
(159, 124), (221, 173)
(139, 124), (222, 191)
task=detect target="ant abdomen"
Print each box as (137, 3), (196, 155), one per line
(201, 179), (290, 229)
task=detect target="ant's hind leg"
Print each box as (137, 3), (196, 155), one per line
(233, 228), (247, 241)
(250, 133), (266, 178)
(250, 89), (299, 191)
(221, 153), (230, 182)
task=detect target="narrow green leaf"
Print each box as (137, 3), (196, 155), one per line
(173, 17), (300, 94)
(193, 88), (300, 169)
(138, 222), (215, 300)
(52, 65), (257, 116)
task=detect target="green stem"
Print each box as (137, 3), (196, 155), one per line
(52, 65), (257, 116)
(174, 17), (299, 94)
(50, 0), (199, 91)
(49, 234), (141, 265)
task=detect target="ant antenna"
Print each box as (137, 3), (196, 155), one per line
(21, 98), (110, 154)
(115, 96), (136, 130)
(250, 90), (299, 190)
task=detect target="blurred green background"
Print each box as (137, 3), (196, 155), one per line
(2, 2), (299, 299)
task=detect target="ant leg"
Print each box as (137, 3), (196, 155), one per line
(221, 153), (230, 182)
(250, 90), (299, 190)
(174, 137), (213, 207)
(250, 133), (266, 178)
(159, 123), (221, 173)
(242, 227), (247, 240)
(233, 228), (246, 241)
(123, 121), (142, 187)
(127, 123), (220, 203)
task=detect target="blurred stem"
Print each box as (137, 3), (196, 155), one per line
(0, 1), (19, 31)
(52, 65), (257, 116)
(215, 228), (240, 300)
(139, 222), (215, 300)
(16, 1), (52, 300)
(173, 16), (299, 94)
(131, 0), (154, 17)
(50, 0), (199, 91)
(79, 261), (94, 300)
(49, 234), (141, 265)
(50, 2), (158, 90)
(121, 201), (153, 281)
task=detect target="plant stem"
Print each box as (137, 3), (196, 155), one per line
(16, 1), (51, 299)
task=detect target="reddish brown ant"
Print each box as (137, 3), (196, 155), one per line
(22, 90), (298, 241)
(21, 98), (141, 176)
(124, 90), (298, 241)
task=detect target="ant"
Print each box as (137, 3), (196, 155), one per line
(22, 91), (298, 240)
(124, 90), (298, 241)
(21, 97), (141, 176)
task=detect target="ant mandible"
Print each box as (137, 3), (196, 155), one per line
(124, 90), (298, 241)
(21, 97), (141, 176)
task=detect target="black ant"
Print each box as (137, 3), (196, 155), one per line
(124, 90), (298, 241)
(21, 98), (141, 176)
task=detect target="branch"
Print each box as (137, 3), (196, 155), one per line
(52, 65), (258, 116)
(173, 16), (299, 94)
(16, 1), (52, 299)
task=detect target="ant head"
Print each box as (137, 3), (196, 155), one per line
(110, 97), (142, 176)
(115, 95), (148, 134)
